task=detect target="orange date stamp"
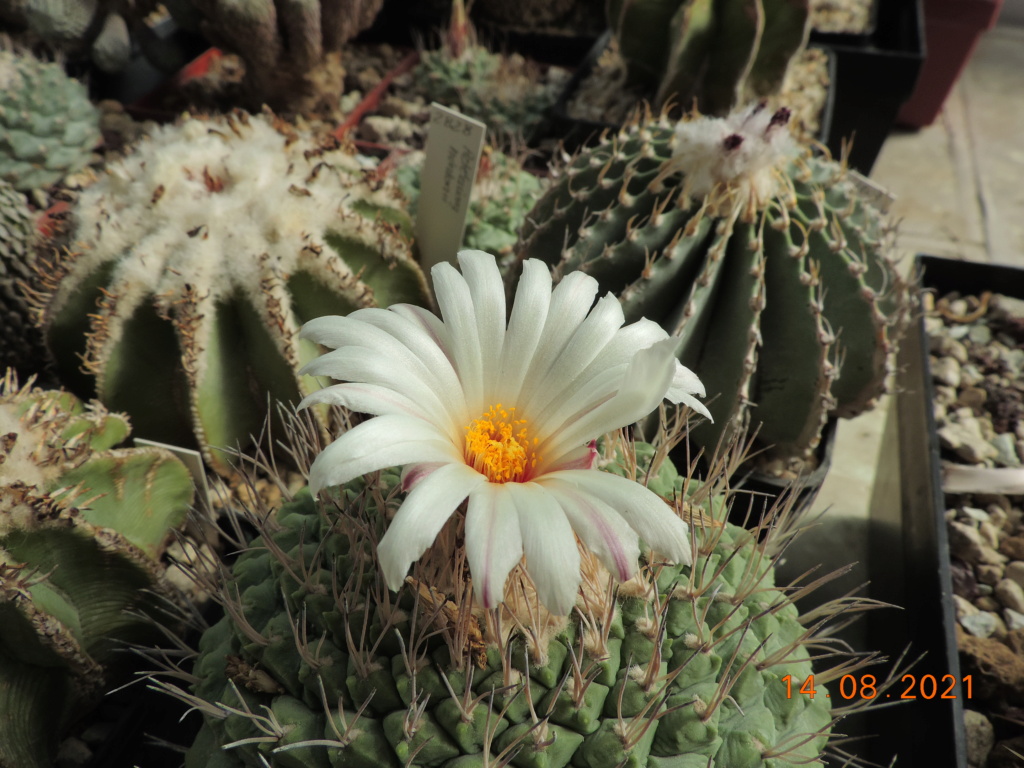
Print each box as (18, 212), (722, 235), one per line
(782, 673), (973, 700)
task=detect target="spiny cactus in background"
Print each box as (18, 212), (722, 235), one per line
(31, 110), (430, 476)
(396, 147), (546, 260)
(0, 48), (101, 191)
(414, 46), (562, 142)
(608, 0), (811, 115)
(0, 181), (50, 380)
(186, 0), (384, 102)
(515, 104), (912, 471)
(151, 412), (883, 768)
(0, 0), (158, 72)
(0, 370), (194, 768)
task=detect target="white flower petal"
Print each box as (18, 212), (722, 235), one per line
(389, 303), (454, 361)
(507, 483), (581, 615)
(300, 346), (458, 434)
(432, 261), (485, 415)
(524, 293), (625, 417)
(540, 338), (678, 460)
(517, 271), (598, 408)
(666, 363), (713, 421)
(465, 484), (523, 609)
(457, 251), (506, 397)
(298, 382), (422, 420)
(348, 306), (468, 421)
(537, 478), (640, 582)
(496, 259), (552, 399)
(401, 462), (447, 492)
(377, 462), (487, 591)
(541, 469), (692, 565)
(308, 416), (458, 497)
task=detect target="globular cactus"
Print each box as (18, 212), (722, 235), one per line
(0, 370), (194, 768)
(32, 111), (430, 475)
(396, 147), (547, 260)
(0, 181), (50, 379)
(154, 427), (879, 768)
(414, 45), (560, 142)
(0, 48), (101, 191)
(515, 104), (912, 470)
(608, 0), (811, 115)
(187, 0), (385, 102)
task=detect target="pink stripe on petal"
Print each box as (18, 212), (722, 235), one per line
(401, 462), (447, 492)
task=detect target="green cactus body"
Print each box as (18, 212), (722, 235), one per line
(396, 148), (547, 260)
(0, 181), (50, 378)
(514, 106), (911, 466)
(164, 438), (864, 768)
(608, 0), (810, 114)
(36, 112), (431, 474)
(0, 49), (101, 191)
(188, 0), (384, 99)
(414, 45), (560, 141)
(0, 371), (194, 768)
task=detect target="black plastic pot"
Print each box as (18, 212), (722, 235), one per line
(877, 254), (1024, 768)
(818, 0), (925, 174)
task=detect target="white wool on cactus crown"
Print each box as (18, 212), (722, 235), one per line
(670, 103), (798, 203)
(52, 113), (395, 316)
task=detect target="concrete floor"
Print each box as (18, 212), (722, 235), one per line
(807, 18), (1024, 529)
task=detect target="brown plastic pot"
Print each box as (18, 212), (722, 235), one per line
(896, 0), (1005, 127)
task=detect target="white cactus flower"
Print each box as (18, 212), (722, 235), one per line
(299, 250), (710, 615)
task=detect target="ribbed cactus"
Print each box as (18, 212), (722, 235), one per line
(515, 104), (912, 468)
(32, 111), (430, 475)
(608, 0), (811, 114)
(0, 181), (50, 379)
(0, 370), (194, 768)
(155, 430), (876, 768)
(0, 48), (101, 191)
(188, 0), (384, 101)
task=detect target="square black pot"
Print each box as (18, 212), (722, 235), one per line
(819, 0), (925, 174)
(879, 255), (1024, 768)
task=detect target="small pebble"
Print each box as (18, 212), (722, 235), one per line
(980, 520), (1003, 549)
(960, 506), (991, 523)
(976, 564), (1002, 585)
(960, 363), (984, 387)
(960, 611), (998, 638)
(957, 387), (988, 410)
(1005, 607), (1024, 631)
(968, 324), (992, 344)
(955, 594), (979, 619)
(976, 596), (1001, 612)
(977, 583), (994, 596)
(990, 433), (1021, 467)
(1006, 561), (1024, 589)
(995, 578), (1024, 613)
(964, 709), (994, 767)
(932, 356), (962, 388)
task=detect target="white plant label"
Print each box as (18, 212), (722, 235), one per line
(416, 103), (487, 272)
(135, 437), (211, 510)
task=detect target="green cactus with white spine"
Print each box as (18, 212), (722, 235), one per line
(0, 48), (101, 191)
(0, 370), (194, 768)
(151, 416), (881, 768)
(514, 104), (912, 469)
(33, 111), (430, 475)
(608, 0), (811, 115)
(0, 181), (51, 379)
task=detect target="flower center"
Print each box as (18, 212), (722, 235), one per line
(464, 403), (538, 483)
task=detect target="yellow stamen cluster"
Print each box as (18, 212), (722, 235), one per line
(464, 404), (539, 483)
